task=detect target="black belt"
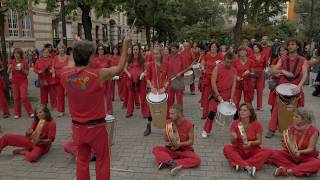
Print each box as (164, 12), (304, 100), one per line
(72, 118), (106, 126)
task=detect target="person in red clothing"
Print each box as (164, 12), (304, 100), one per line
(124, 44), (148, 118)
(51, 43), (69, 117)
(261, 36), (272, 60)
(223, 103), (273, 177)
(109, 47), (125, 102)
(265, 39), (308, 138)
(60, 34), (129, 180)
(0, 105), (56, 162)
(8, 48), (34, 119)
(270, 108), (320, 177)
(251, 43), (268, 110)
(152, 104), (201, 176)
(242, 39), (254, 58)
(34, 48), (56, 109)
(233, 46), (255, 108)
(267, 45), (288, 109)
(181, 42), (195, 95)
(144, 48), (169, 136)
(0, 60), (9, 118)
(201, 52), (237, 138)
(200, 42), (224, 119)
(167, 43), (185, 109)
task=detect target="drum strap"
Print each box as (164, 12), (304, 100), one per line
(285, 57), (300, 82)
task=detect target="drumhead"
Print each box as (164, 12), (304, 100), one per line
(146, 92), (168, 103)
(217, 102), (237, 116)
(184, 70), (193, 76)
(276, 83), (298, 96)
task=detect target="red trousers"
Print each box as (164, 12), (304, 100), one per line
(126, 79), (148, 116)
(235, 88), (253, 108)
(40, 85), (56, 108)
(0, 134), (49, 162)
(267, 90), (276, 106)
(269, 150), (320, 177)
(63, 141), (95, 159)
(52, 83), (65, 113)
(168, 88), (183, 109)
(253, 76), (265, 109)
(121, 77), (129, 107)
(0, 87), (9, 116)
(223, 144), (272, 170)
(110, 79), (125, 102)
(152, 146), (201, 168)
(105, 81), (113, 115)
(268, 95), (304, 132)
(12, 80), (33, 116)
(72, 124), (110, 180)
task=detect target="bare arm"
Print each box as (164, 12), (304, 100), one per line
(230, 73), (237, 101)
(297, 61), (308, 89)
(298, 132), (318, 155)
(247, 133), (262, 146)
(178, 126), (194, 147)
(99, 33), (131, 84)
(211, 66), (220, 99)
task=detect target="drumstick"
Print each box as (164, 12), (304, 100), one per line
(170, 63), (194, 81)
(129, 18), (137, 32)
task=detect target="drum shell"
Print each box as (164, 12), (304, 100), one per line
(106, 117), (116, 146)
(277, 95), (298, 132)
(184, 71), (194, 85)
(171, 77), (185, 90)
(192, 65), (201, 79)
(146, 93), (168, 128)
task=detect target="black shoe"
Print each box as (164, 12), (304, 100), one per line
(144, 124), (151, 136)
(90, 156), (96, 161)
(265, 131), (274, 138)
(312, 89), (320, 96)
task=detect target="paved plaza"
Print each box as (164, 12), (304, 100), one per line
(0, 70), (319, 180)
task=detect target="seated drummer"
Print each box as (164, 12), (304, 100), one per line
(152, 104), (201, 176)
(268, 108), (320, 177)
(223, 103), (272, 177)
(144, 47), (169, 136)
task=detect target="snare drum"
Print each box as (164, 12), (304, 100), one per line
(166, 122), (180, 147)
(215, 102), (237, 127)
(146, 92), (168, 128)
(276, 83), (299, 132)
(184, 70), (194, 85)
(192, 63), (201, 79)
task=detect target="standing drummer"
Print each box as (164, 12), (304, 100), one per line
(201, 51), (237, 138)
(144, 47), (169, 136)
(265, 39), (308, 138)
(152, 104), (201, 176)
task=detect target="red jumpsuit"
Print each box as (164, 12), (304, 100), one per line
(0, 61), (9, 117)
(201, 53), (224, 118)
(223, 120), (272, 170)
(152, 118), (201, 168)
(167, 54), (185, 109)
(180, 49), (195, 93)
(34, 57), (56, 108)
(268, 56), (306, 132)
(109, 55), (125, 102)
(203, 63), (236, 134)
(267, 58), (280, 106)
(233, 59), (254, 107)
(52, 55), (69, 113)
(0, 120), (56, 162)
(60, 67), (110, 180)
(8, 59), (33, 116)
(251, 54), (268, 110)
(268, 125), (320, 177)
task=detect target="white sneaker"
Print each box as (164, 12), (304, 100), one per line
(251, 166), (256, 177)
(30, 114), (35, 118)
(57, 112), (64, 117)
(201, 130), (208, 138)
(14, 116), (19, 119)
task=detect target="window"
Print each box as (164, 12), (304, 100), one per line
(102, 24), (108, 42)
(22, 15), (32, 37)
(7, 9), (19, 37)
(77, 23), (83, 38)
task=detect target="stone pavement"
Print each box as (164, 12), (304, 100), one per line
(0, 70), (320, 180)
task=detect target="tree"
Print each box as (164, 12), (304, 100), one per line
(233, 0), (247, 45)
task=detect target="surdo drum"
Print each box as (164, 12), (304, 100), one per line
(146, 92), (168, 128)
(192, 63), (201, 79)
(183, 70), (194, 85)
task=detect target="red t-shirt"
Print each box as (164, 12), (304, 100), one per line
(146, 61), (168, 89)
(279, 55), (306, 85)
(233, 58), (254, 90)
(53, 55), (69, 76)
(8, 59), (29, 83)
(128, 57), (144, 82)
(251, 54), (268, 73)
(91, 55), (110, 68)
(230, 119), (263, 148)
(167, 54), (184, 79)
(31, 120), (56, 150)
(204, 52), (224, 77)
(60, 67), (106, 122)
(180, 49), (193, 68)
(175, 118), (194, 151)
(216, 63), (236, 97)
(34, 57), (54, 84)
(262, 46), (272, 59)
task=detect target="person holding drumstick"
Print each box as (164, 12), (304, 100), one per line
(152, 104), (201, 176)
(145, 48), (169, 136)
(201, 51), (237, 138)
(223, 103), (272, 177)
(269, 108), (320, 177)
(60, 33), (130, 180)
(265, 39), (308, 138)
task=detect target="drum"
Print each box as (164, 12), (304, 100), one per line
(171, 77), (185, 90)
(215, 102), (237, 127)
(146, 92), (168, 128)
(192, 63), (201, 79)
(283, 129), (298, 159)
(276, 83), (299, 132)
(105, 115), (116, 146)
(184, 70), (194, 85)
(112, 76), (120, 80)
(264, 66), (271, 78)
(166, 122), (180, 147)
(16, 63), (22, 70)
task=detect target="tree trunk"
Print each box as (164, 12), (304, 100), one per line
(81, 5), (92, 41)
(146, 25), (151, 47)
(233, 0), (246, 46)
(0, 12), (11, 100)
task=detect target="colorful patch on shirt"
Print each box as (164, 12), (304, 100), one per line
(67, 73), (90, 90)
